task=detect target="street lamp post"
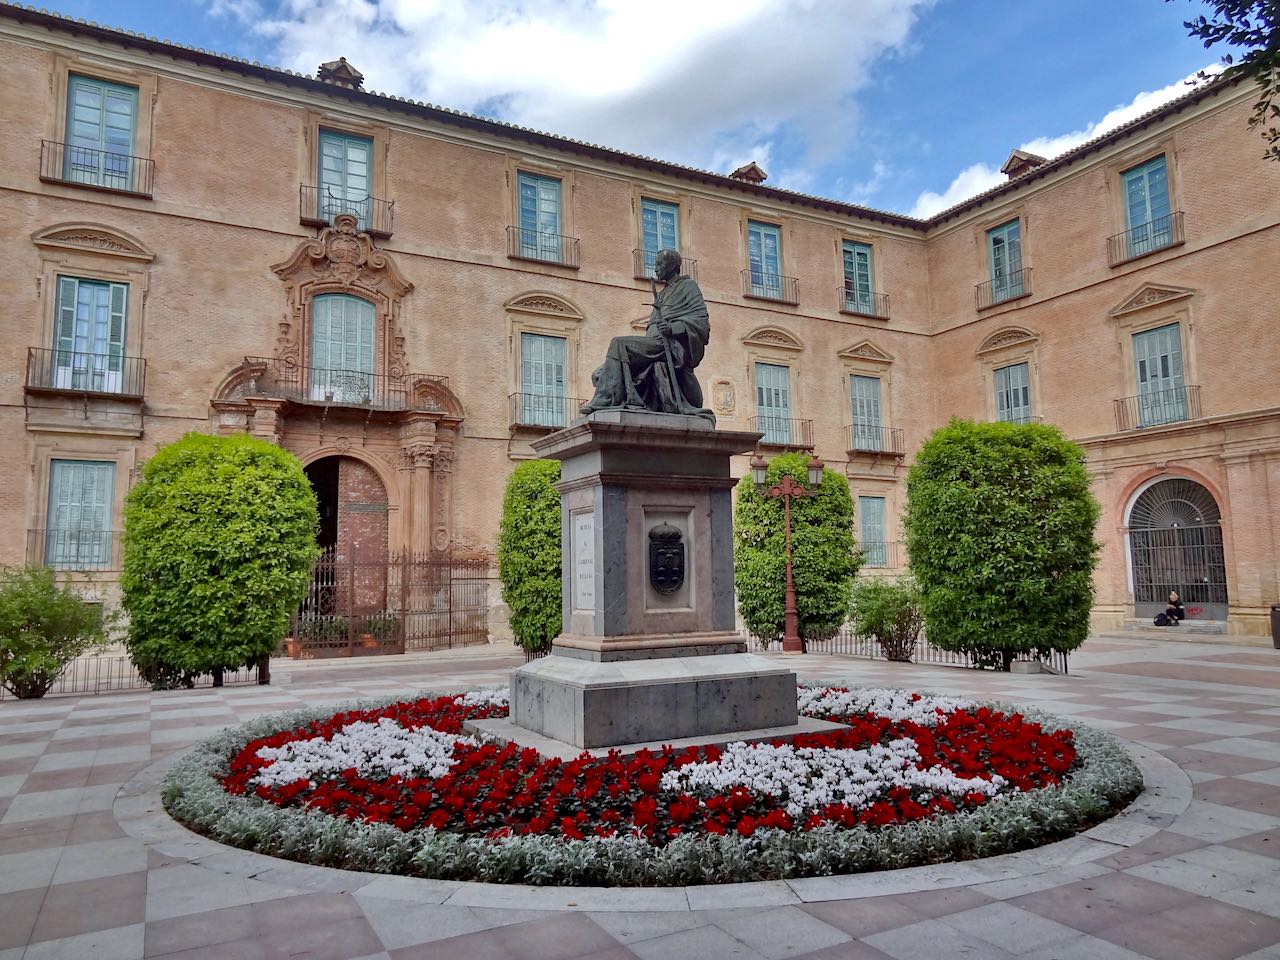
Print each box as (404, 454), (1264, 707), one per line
(750, 452), (824, 656)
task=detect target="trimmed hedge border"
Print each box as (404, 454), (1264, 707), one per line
(162, 686), (1143, 887)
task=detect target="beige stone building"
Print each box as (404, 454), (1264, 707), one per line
(1, 7), (1277, 642)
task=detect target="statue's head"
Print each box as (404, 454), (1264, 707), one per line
(655, 248), (682, 281)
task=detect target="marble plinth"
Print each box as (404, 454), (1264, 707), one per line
(509, 652), (799, 749)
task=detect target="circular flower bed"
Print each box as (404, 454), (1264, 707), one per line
(164, 685), (1142, 886)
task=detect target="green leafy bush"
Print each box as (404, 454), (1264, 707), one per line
(903, 419), (1100, 667)
(497, 459), (562, 653)
(121, 432), (320, 682)
(734, 452), (859, 646)
(0, 566), (109, 698)
(849, 576), (923, 662)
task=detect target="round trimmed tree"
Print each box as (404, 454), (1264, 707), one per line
(903, 419), (1100, 667)
(121, 432), (319, 681)
(497, 459), (562, 654)
(734, 452), (859, 646)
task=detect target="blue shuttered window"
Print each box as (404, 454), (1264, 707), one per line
(640, 198), (679, 277)
(755, 362), (792, 445)
(310, 294), (375, 402)
(54, 276), (127, 393)
(46, 460), (115, 569)
(1133, 323), (1187, 426)
(849, 374), (883, 451)
(994, 362), (1032, 423)
(65, 74), (137, 189)
(747, 221), (783, 298)
(986, 220), (1024, 302)
(519, 333), (567, 427)
(1122, 156), (1173, 257)
(518, 172), (563, 261)
(318, 129), (374, 230)
(842, 241), (874, 313)
(858, 496), (887, 568)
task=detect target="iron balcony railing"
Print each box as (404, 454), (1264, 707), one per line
(994, 413), (1044, 425)
(1114, 384), (1201, 432)
(25, 348), (145, 397)
(40, 140), (154, 196)
(742, 270), (800, 304)
(839, 287), (890, 320)
(299, 184), (394, 237)
(1108, 211), (1184, 266)
(749, 415), (814, 449)
(844, 423), (905, 456)
(975, 266), (1031, 309)
(632, 249), (699, 282)
(507, 226), (580, 267)
(508, 392), (583, 430)
(28, 528), (123, 571)
(241, 357), (448, 412)
(858, 540), (903, 569)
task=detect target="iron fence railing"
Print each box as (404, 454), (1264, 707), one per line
(299, 184), (394, 237)
(845, 423), (905, 456)
(632, 249), (699, 282)
(975, 266), (1031, 309)
(749, 415), (814, 448)
(26, 348), (145, 398)
(839, 287), (890, 319)
(508, 392), (582, 430)
(27, 528), (123, 571)
(742, 269), (800, 304)
(507, 226), (580, 267)
(801, 625), (1069, 673)
(1108, 211), (1184, 266)
(0, 655), (264, 700)
(241, 356), (448, 412)
(858, 540), (903, 569)
(1114, 384), (1201, 431)
(40, 139), (154, 196)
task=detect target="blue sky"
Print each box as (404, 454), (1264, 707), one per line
(50, 0), (1219, 217)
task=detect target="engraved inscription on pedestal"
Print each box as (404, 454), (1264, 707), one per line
(571, 512), (596, 612)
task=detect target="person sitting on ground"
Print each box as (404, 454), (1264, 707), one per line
(1165, 591), (1185, 625)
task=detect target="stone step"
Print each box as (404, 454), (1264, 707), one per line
(1121, 618), (1228, 636)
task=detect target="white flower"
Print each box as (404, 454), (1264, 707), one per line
(797, 687), (976, 727)
(454, 687), (510, 710)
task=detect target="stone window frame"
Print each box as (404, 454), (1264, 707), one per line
(976, 326), (1041, 423)
(837, 340), (896, 439)
(833, 230), (886, 319)
(29, 436), (138, 551)
(631, 184), (692, 274)
(505, 292), (585, 407)
(1103, 137), (1181, 248)
(739, 211), (796, 301)
(742, 326), (804, 430)
(854, 484), (899, 564)
(1108, 285), (1199, 400)
(30, 223), (154, 363)
(972, 203), (1030, 303)
(507, 157), (578, 263)
(47, 54), (157, 174)
(301, 109), (391, 209)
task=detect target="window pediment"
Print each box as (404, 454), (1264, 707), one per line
(31, 223), (154, 262)
(837, 340), (894, 364)
(1111, 284), (1194, 318)
(742, 326), (802, 351)
(976, 326), (1039, 356)
(504, 292), (584, 321)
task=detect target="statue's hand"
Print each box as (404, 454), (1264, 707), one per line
(656, 317), (672, 336)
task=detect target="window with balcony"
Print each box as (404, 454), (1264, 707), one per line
(849, 374), (883, 450)
(638, 198), (679, 278)
(755, 361), (794, 445)
(984, 219), (1025, 305)
(310, 294), (375, 403)
(517, 332), (568, 428)
(841, 241), (885, 318)
(45, 460), (115, 569)
(513, 172), (575, 264)
(1115, 155), (1179, 262)
(315, 129), (374, 231)
(62, 74), (138, 191)
(745, 221), (796, 302)
(1131, 322), (1191, 427)
(49, 276), (129, 394)
(994, 361), (1033, 423)
(858, 495), (888, 568)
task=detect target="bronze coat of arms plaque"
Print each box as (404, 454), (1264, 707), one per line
(648, 522), (685, 595)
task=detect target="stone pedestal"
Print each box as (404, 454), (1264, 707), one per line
(506, 411), (800, 749)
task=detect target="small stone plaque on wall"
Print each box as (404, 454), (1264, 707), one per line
(572, 512), (596, 612)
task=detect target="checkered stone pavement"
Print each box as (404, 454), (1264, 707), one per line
(2, 638), (1280, 960)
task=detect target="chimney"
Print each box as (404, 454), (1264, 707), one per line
(1000, 149), (1048, 179)
(317, 57), (364, 89)
(729, 161), (768, 184)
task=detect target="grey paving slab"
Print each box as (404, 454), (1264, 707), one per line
(20, 923), (144, 960)
(1165, 800), (1280, 843)
(1, 784), (120, 823)
(628, 922), (769, 960)
(863, 916), (1018, 960)
(938, 901), (1083, 953)
(696, 906), (852, 960)
(48, 836), (147, 884)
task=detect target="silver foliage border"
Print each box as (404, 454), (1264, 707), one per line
(162, 686), (1143, 887)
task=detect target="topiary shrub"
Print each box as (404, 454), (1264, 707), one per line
(903, 419), (1100, 668)
(121, 432), (320, 684)
(0, 566), (110, 698)
(497, 459), (562, 654)
(734, 452), (859, 646)
(849, 576), (924, 662)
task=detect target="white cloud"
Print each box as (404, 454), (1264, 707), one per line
(209, 0), (931, 179)
(909, 65), (1221, 219)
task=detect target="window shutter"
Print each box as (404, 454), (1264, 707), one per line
(850, 375), (882, 449)
(520, 333), (567, 426)
(47, 460), (115, 568)
(66, 75), (137, 186)
(755, 362), (792, 444)
(858, 496), (887, 567)
(1133, 323), (1186, 425)
(842, 241), (874, 308)
(747, 222), (782, 293)
(994, 362), (1032, 422)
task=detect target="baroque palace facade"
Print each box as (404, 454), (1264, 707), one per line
(1, 5), (1277, 640)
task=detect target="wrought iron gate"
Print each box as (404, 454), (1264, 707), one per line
(1128, 478), (1228, 620)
